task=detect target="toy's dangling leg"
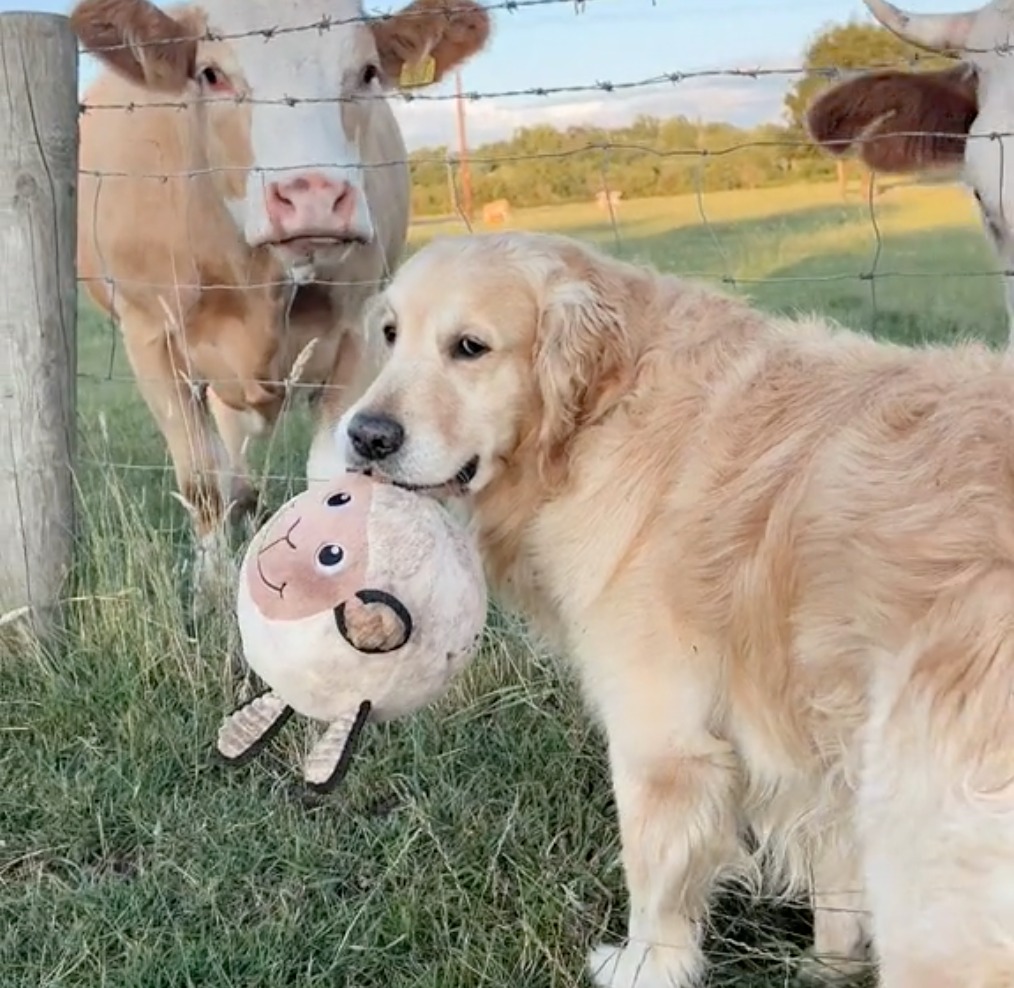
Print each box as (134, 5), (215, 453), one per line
(216, 690), (294, 766)
(303, 700), (372, 793)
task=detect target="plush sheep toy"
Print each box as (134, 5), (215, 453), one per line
(215, 470), (487, 793)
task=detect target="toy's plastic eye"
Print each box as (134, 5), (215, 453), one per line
(316, 544), (345, 573)
(327, 492), (351, 507)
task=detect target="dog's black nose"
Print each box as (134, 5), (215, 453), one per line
(348, 411), (405, 461)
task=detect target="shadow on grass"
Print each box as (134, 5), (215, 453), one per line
(564, 200), (879, 255)
(579, 214), (1008, 348)
(407, 201), (886, 273)
(752, 228), (1007, 348)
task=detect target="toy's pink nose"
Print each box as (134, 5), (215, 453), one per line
(264, 173), (357, 239)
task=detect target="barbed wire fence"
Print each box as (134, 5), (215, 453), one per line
(1, 0), (1007, 981)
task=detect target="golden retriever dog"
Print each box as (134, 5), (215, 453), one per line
(307, 230), (1014, 988)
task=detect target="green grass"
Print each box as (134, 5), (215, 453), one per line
(1, 179), (1007, 987)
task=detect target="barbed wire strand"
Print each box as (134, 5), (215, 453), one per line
(76, 0), (593, 56)
(77, 59), (994, 114)
(74, 127), (1013, 182)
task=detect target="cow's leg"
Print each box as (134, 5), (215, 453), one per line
(118, 314), (235, 612)
(306, 328), (379, 484)
(205, 389), (277, 536)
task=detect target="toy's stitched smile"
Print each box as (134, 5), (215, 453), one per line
(256, 517), (302, 598)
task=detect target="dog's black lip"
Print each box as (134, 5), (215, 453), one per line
(358, 456), (479, 495)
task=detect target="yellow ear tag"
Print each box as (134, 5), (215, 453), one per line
(399, 55), (437, 89)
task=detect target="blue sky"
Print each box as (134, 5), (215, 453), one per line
(0, 0), (969, 147)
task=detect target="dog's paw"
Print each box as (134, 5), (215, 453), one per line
(587, 941), (703, 988)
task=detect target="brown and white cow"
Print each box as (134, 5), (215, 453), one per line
(71, 0), (491, 603)
(806, 0), (1014, 343)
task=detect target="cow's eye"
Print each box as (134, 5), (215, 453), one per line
(198, 65), (231, 93)
(382, 322), (397, 346)
(361, 63), (381, 87)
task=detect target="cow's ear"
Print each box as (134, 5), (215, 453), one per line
(807, 65), (979, 173)
(370, 0), (491, 90)
(71, 0), (199, 92)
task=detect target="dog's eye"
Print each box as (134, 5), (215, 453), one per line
(316, 543), (346, 573)
(327, 491), (351, 508)
(452, 335), (490, 360)
(382, 323), (397, 346)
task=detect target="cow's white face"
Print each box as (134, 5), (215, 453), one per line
(859, 0), (1014, 249)
(954, 3), (1014, 248)
(196, 0), (381, 262)
(72, 0), (491, 273)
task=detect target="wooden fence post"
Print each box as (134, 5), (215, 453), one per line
(0, 13), (79, 638)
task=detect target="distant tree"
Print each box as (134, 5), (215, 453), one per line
(784, 20), (954, 197)
(407, 114), (838, 219)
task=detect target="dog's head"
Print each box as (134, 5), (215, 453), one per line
(331, 232), (634, 498)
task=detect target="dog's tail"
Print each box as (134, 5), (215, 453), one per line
(859, 567), (1014, 983)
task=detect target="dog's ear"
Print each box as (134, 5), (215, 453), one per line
(533, 254), (631, 485)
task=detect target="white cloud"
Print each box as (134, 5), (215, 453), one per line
(391, 74), (790, 152)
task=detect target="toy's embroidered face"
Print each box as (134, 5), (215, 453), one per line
(250, 478), (373, 621)
(247, 474), (414, 654)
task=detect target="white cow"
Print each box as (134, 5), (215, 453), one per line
(71, 0), (491, 603)
(807, 0), (1014, 346)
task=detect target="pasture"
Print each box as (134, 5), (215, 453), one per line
(1, 179), (1006, 987)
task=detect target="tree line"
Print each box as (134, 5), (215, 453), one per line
(406, 20), (953, 217)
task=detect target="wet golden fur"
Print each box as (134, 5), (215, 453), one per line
(321, 230), (1014, 987)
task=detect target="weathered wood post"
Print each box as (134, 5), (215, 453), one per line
(0, 12), (79, 638)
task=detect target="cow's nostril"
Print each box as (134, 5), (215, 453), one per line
(266, 182), (295, 217)
(332, 184), (351, 214)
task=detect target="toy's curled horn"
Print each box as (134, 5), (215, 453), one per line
(334, 589), (414, 654)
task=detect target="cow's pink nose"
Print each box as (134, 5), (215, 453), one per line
(264, 173), (357, 237)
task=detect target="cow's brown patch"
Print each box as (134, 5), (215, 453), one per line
(806, 65), (979, 173)
(372, 0), (492, 87)
(71, 0), (201, 91)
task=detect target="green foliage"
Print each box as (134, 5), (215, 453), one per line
(408, 115), (835, 217)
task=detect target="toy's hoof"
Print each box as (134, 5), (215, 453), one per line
(302, 700), (372, 793)
(216, 692), (293, 765)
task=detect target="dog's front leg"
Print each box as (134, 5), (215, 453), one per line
(579, 622), (742, 988)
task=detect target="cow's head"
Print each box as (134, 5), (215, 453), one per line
(72, 0), (491, 270)
(807, 0), (1014, 254)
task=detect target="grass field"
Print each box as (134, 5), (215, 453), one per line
(2, 178), (1009, 988)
